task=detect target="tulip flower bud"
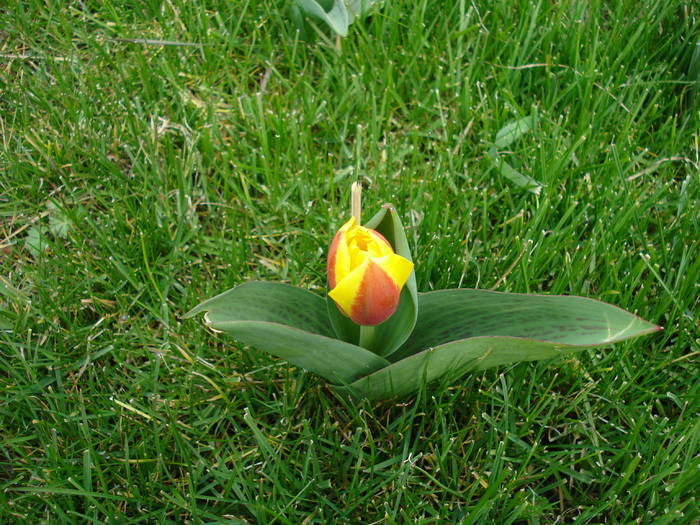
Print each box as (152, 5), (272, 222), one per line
(327, 217), (414, 326)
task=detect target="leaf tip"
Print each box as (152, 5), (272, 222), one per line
(181, 303), (207, 320)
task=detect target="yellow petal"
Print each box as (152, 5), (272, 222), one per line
(328, 258), (370, 316)
(367, 230), (393, 255)
(373, 253), (414, 289)
(331, 232), (351, 286)
(339, 216), (357, 232)
(327, 217), (359, 287)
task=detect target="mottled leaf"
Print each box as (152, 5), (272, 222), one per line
(337, 289), (660, 400)
(185, 281), (389, 383)
(393, 289), (660, 361)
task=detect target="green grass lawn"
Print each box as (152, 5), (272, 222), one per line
(1, 0), (699, 522)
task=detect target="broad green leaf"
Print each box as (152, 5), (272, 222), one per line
(487, 150), (543, 195)
(0, 311), (13, 330)
(327, 295), (360, 345)
(48, 201), (71, 239)
(336, 337), (582, 401)
(25, 226), (50, 256)
(494, 115), (537, 149)
(293, 0), (349, 37)
(393, 289), (660, 361)
(345, 0), (382, 23)
(337, 289), (661, 399)
(359, 204), (418, 357)
(185, 281), (389, 384)
(185, 281), (334, 336)
(291, 0), (382, 37)
(210, 320), (389, 384)
(488, 113), (542, 194)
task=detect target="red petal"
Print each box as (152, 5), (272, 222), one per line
(326, 230), (344, 289)
(350, 261), (401, 326)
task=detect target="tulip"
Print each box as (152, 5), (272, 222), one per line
(327, 217), (414, 326)
(190, 193), (659, 401)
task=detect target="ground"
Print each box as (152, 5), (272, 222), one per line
(1, 1), (699, 523)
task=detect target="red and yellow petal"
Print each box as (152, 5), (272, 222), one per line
(327, 216), (414, 326)
(327, 230), (345, 289)
(328, 254), (414, 326)
(349, 260), (401, 325)
(328, 258), (370, 317)
(373, 253), (414, 290)
(327, 218), (357, 288)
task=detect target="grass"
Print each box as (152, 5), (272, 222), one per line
(1, 0), (699, 522)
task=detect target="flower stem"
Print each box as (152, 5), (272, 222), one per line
(359, 325), (374, 350)
(351, 181), (362, 224)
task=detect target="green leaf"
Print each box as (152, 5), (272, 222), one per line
(291, 0), (382, 37)
(494, 115), (536, 149)
(185, 281), (334, 335)
(288, 3), (309, 38)
(24, 226), (50, 256)
(356, 204), (419, 357)
(395, 289), (660, 359)
(0, 278), (25, 330)
(345, 0), (382, 24)
(488, 113), (543, 194)
(325, 204), (418, 356)
(293, 0), (350, 37)
(486, 151), (543, 194)
(0, 310), (13, 330)
(185, 281), (389, 384)
(338, 289), (660, 400)
(336, 337), (569, 400)
(326, 295), (360, 345)
(0, 278), (27, 302)
(688, 39), (700, 105)
(48, 201), (71, 239)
